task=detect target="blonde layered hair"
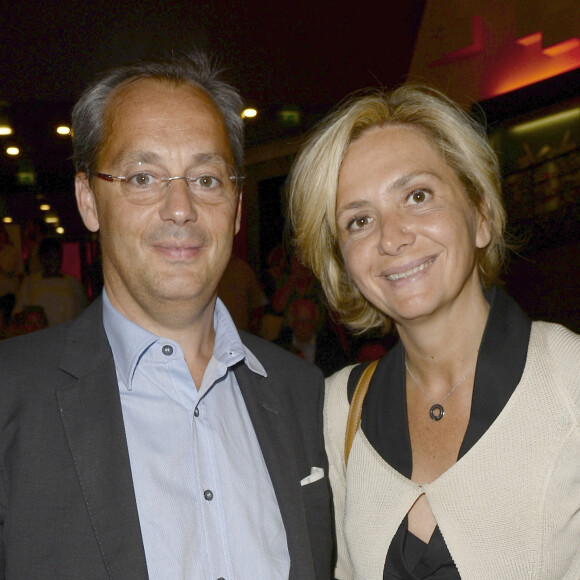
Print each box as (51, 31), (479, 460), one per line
(287, 84), (506, 334)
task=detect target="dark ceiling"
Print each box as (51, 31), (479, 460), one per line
(0, 0), (425, 239)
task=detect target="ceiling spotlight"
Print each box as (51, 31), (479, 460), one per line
(56, 126), (71, 135)
(2, 217), (13, 223)
(6, 146), (19, 156)
(39, 203), (51, 211)
(55, 227), (65, 234)
(241, 108), (258, 119)
(0, 105), (12, 136)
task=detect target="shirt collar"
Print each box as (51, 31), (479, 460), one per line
(102, 290), (266, 390)
(212, 297), (266, 377)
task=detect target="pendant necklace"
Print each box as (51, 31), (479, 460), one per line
(405, 361), (475, 421)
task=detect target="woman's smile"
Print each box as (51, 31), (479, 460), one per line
(382, 256), (437, 282)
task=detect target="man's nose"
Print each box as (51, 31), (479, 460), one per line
(158, 178), (199, 225)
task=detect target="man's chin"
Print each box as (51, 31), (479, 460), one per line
(152, 279), (212, 304)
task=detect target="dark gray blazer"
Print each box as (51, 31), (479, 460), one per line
(0, 299), (333, 579)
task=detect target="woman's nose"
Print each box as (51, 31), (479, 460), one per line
(377, 213), (415, 255)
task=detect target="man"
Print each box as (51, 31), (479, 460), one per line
(0, 53), (332, 579)
(0, 224), (21, 328)
(217, 255), (268, 333)
(275, 299), (349, 377)
(13, 238), (88, 327)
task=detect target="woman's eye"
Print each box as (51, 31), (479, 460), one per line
(408, 189), (429, 204)
(347, 215), (370, 230)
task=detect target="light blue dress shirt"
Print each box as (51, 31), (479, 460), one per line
(102, 291), (290, 579)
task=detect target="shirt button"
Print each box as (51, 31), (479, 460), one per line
(194, 407), (199, 417)
(217, 577), (226, 580)
(162, 345), (173, 356)
(204, 489), (214, 501)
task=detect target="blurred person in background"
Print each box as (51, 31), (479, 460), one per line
(275, 298), (349, 377)
(14, 238), (87, 327)
(0, 224), (22, 329)
(218, 254), (268, 333)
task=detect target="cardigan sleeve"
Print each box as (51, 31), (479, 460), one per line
(324, 366), (356, 580)
(546, 321), (580, 410)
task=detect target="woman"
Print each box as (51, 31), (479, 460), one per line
(287, 85), (580, 579)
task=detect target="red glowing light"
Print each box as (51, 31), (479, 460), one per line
(484, 31), (580, 98)
(544, 38), (580, 57)
(517, 33), (542, 47)
(429, 18), (580, 99)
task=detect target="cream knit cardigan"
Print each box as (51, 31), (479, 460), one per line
(325, 322), (580, 580)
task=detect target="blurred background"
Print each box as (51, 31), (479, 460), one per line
(0, 0), (578, 353)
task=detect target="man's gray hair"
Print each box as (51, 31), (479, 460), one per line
(71, 51), (245, 176)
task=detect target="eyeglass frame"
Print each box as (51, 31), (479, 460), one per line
(86, 169), (245, 205)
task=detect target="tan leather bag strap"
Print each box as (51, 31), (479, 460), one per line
(344, 359), (379, 465)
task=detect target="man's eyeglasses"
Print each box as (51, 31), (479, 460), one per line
(88, 164), (244, 206)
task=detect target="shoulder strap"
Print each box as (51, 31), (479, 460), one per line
(344, 359), (379, 465)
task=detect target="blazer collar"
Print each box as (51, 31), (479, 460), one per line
(234, 363), (317, 580)
(56, 298), (149, 579)
(58, 298), (112, 379)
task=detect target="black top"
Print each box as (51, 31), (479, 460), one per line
(347, 287), (532, 579)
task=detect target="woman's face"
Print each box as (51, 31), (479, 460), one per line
(335, 124), (490, 328)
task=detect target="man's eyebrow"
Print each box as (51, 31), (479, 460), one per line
(192, 152), (231, 165)
(111, 151), (231, 168)
(111, 151), (161, 168)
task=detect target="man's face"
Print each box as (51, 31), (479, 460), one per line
(75, 78), (242, 327)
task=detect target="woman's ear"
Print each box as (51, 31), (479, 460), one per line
(75, 173), (100, 233)
(475, 200), (492, 249)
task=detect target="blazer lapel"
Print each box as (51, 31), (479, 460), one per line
(56, 301), (148, 579)
(235, 364), (316, 580)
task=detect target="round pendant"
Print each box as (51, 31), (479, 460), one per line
(429, 404), (445, 421)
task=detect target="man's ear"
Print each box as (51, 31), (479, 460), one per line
(75, 173), (100, 233)
(234, 192), (243, 235)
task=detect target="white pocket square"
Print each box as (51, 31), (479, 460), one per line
(300, 466), (324, 486)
